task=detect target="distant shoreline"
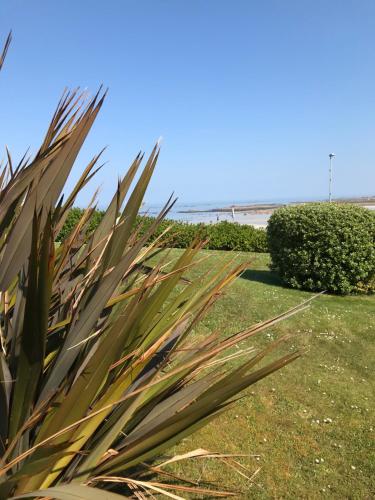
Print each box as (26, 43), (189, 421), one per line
(178, 196), (375, 215)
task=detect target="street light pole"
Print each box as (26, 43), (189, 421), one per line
(328, 153), (335, 202)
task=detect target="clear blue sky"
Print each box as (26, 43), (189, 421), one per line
(1, 0), (375, 206)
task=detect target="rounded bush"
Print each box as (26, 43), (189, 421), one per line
(267, 203), (375, 294)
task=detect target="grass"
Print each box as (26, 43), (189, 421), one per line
(152, 249), (374, 499)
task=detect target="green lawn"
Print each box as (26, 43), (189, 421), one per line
(155, 250), (374, 499)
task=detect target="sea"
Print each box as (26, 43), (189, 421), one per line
(139, 198), (302, 228)
(139, 197), (375, 228)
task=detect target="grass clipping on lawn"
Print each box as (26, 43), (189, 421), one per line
(0, 32), (305, 498)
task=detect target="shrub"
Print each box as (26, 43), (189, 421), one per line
(267, 203), (375, 294)
(59, 210), (269, 252)
(205, 221), (267, 252)
(57, 207), (104, 240)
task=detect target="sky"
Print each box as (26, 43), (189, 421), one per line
(0, 0), (375, 206)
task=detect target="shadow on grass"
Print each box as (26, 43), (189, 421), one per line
(240, 268), (284, 287)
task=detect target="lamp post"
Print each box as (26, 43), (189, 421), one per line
(328, 153), (335, 202)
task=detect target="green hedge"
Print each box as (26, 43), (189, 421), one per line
(267, 203), (375, 294)
(57, 208), (268, 253)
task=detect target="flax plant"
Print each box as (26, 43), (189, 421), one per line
(0, 33), (304, 498)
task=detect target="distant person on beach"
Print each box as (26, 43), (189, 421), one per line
(231, 206), (235, 219)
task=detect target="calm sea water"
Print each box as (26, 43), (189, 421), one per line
(139, 198), (375, 227)
(140, 199), (301, 227)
